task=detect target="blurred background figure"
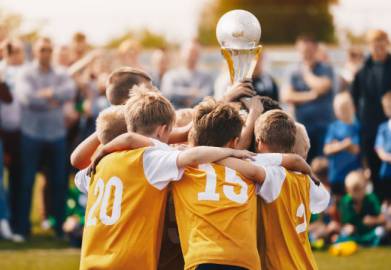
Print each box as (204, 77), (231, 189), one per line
(351, 29), (391, 195)
(69, 32), (90, 64)
(340, 47), (364, 90)
(251, 53), (279, 101)
(14, 37), (75, 239)
(54, 45), (73, 68)
(150, 47), (170, 89)
(161, 39), (213, 109)
(117, 39), (143, 69)
(0, 38), (25, 241)
(282, 34), (335, 162)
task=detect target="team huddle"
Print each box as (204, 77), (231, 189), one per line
(71, 67), (330, 270)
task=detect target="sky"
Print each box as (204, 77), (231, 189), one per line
(2, 0), (391, 45)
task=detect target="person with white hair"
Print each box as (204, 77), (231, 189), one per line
(160, 39), (213, 109)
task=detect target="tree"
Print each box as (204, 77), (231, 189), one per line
(198, 0), (339, 45)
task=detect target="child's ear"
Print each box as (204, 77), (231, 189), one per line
(231, 137), (240, 149)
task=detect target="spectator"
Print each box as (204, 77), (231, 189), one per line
(70, 32), (90, 64)
(54, 45), (73, 68)
(351, 29), (391, 195)
(14, 37), (76, 238)
(340, 47), (364, 90)
(150, 47), (170, 89)
(161, 39), (213, 109)
(0, 51), (14, 240)
(375, 92), (391, 202)
(282, 34), (334, 162)
(252, 53), (279, 101)
(324, 92), (361, 196)
(117, 39), (142, 69)
(0, 39), (25, 238)
(339, 170), (385, 246)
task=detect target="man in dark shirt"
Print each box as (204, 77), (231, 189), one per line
(283, 35), (334, 162)
(351, 29), (391, 194)
(252, 54), (279, 101)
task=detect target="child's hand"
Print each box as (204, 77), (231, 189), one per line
(363, 215), (380, 227)
(341, 224), (355, 236)
(224, 80), (256, 102)
(229, 149), (256, 160)
(87, 148), (109, 176)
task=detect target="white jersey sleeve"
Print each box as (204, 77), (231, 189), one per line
(252, 153), (282, 167)
(143, 139), (184, 190)
(74, 169), (91, 194)
(309, 180), (330, 214)
(257, 166), (286, 203)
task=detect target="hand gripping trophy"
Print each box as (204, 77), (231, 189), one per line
(216, 9), (262, 102)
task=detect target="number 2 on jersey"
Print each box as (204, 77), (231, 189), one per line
(86, 177), (123, 227)
(198, 164), (248, 204)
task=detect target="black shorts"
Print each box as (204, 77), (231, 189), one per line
(378, 179), (391, 202)
(196, 264), (248, 270)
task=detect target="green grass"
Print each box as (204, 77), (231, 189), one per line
(0, 236), (390, 270)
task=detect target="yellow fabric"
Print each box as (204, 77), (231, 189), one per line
(259, 170), (318, 270)
(173, 164), (260, 270)
(80, 149), (168, 270)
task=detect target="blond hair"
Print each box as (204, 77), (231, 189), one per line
(124, 85), (175, 135)
(345, 170), (366, 191)
(255, 110), (296, 153)
(293, 122), (310, 159)
(96, 106), (127, 144)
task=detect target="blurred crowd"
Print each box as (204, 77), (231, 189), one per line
(0, 28), (390, 250)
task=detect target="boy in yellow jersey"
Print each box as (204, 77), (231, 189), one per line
(91, 97), (313, 270)
(241, 110), (329, 270)
(75, 87), (256, 270)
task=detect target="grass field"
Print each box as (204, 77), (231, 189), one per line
(0, 236), (390, 270)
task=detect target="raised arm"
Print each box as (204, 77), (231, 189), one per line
(237, 96), (263, 149)
(280, 154), (311, 175)
(70, 132), (101, 169)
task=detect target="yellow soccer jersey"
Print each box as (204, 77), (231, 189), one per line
(76, 140), (183, 270)
(172, 163), (260, 270)
(257, 167), (330, 270)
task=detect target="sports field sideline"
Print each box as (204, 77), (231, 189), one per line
(0, 236), (390, 270)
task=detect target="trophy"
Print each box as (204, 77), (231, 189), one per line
(216, 10), (262, 96)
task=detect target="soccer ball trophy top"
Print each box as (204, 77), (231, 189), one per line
(216, 9), (262, 84)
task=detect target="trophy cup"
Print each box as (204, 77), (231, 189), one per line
(216, 10), (262, 100)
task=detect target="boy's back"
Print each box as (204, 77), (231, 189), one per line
(259, 168), (318, 270)
(80, 140), (182, 270)
(173, 163), (260, 270)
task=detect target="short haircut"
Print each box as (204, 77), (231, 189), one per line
(190, 98), (243, 147)
(366, 29), (389, 43)
(345, 170), (366, 190)
(96, 106), (127, 144)
(106, 67), (152, 105)
(293, 122), (310, 159)
(296, 34), (317, 44)
(255, 109), (296, 153)
(259, 96), (281, 112)
(124, 85), (175, 135)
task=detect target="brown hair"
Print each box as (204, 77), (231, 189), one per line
(124, 85), (175, 135)
(255, 109), (296, 153)
(366, 29), (389, 43)
(106, 67), (152, 105)
(96, 106), (127, 144)
(190, 98), (243, 147)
